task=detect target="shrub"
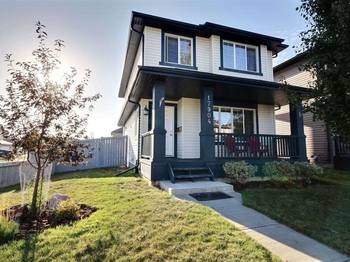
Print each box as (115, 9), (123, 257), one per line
(0, 216), (19, 245)
(223, 161), (257, 183)
(262, 161), (296, 182)
(294, 162), (323, 184)
(53, 199), (79, 224)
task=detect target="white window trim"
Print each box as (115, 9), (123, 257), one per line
(222, 40), (259, 73)
(164, 33), (193, 66)
(214, 106), (257, 134)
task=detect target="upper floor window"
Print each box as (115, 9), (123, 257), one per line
(164, 33), (193, 66)
(222, 40), (259, 73)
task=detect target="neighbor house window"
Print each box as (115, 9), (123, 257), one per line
(222, 40), (259, 73)
(164, 33), (193, 66)
(213, 106), (256, 134)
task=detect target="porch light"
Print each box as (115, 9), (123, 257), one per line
(143, 105), (149, 116)
(274, 105), (281, 111)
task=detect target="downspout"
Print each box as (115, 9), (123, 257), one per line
(117, 20), (144, 176)
(131, 17), (144, 66)
(130, 18), (144, 173)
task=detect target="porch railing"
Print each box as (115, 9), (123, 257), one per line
(214, 133), (299, 159)
(334, 136), (350, 155)
(141, 131), (152, 159)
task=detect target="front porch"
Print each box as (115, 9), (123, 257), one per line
(120, 66), (309, 181)
(141, 132), (306, 181)
(142, 133), (304, 161)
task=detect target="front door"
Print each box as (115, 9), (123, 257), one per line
(165, 106), (175, 157)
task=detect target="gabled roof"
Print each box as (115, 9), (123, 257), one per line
(118, 11), (288, 98)
(273, 53), (306, 73)
(111, 127), (123, 135)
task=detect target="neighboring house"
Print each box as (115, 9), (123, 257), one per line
(118, 12), (309, 182)
(111, 127), (123, 137)
(274, 54), (332, 163)
(0, 131), (12, 156)
(0, 136), (12, 156)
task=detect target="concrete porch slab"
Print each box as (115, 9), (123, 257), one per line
(159, 180), (234, 195)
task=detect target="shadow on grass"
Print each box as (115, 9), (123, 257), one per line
(21, 235), (38, 262)
(242, 176), (350, 256)
(51, 167), (139, 182)
(0, 184), (21, 194)
(0, 168), (138, 195)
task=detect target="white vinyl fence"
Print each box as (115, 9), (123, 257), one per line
(0, 136), (127, 187)
(0, 161), (53, 188)
(54, 136), (128, 173)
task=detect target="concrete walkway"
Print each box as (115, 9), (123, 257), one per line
(176, 191), (349, 262)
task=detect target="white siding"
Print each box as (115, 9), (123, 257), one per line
(177, 98), (200, 158)
(124, 41), (142, 98)
(258, 104), (276, 134)
(123, 110), (138, 166)
(210, 36), (220, 75)
(196, 36), (210, 72)
(177, 99), (183, 157)
(144, 26), (161, 66)
(265, 50), (274, 81)
(208, 36), (213, 72)
(142, 26), (274, 81)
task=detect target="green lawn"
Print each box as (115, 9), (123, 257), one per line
(242, 169), (350, 256)
(0, 168), (280, 262)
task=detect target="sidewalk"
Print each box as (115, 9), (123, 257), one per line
(176, 192), (349, 262)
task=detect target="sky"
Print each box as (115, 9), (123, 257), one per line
(0, 0), (307, 138)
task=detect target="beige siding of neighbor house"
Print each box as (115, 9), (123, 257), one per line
(143, 26), (274, 81)
(275, 105), (291, 135)
(274, 61), (329, 163)
(274, 61), (313, 87)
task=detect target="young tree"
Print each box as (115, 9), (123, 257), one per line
(297, 0), (350, 140)
(0, 22), (101, 216)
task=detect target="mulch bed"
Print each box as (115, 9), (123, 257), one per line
(2, 204), (97, 240)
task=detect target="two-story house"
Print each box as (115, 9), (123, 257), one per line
(274, 53), (350, 170)
(118, 12), (309, 183)
(274, 53), (331, 164)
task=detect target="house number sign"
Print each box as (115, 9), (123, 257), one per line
(207, 94), (212, 125)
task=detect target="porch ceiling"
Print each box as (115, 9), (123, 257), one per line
(135, 66), (309, 103)
(118, 66), (310, 125)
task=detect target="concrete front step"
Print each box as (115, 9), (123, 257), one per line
(174, 174), (213, 180)
(159, 180), (234, 195)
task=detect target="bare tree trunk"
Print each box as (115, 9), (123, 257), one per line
(30, 166), (42, 217)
